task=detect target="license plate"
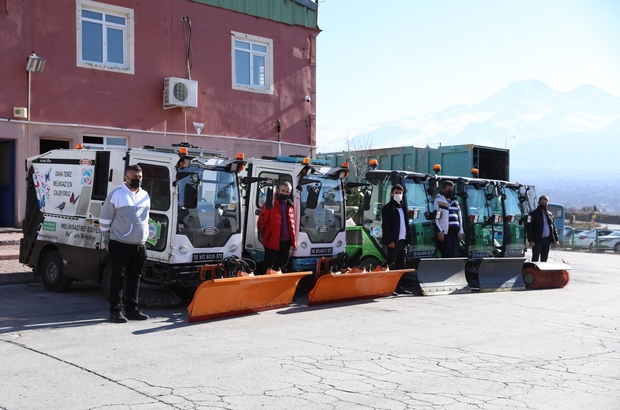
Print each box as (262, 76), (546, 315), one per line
(412, 250), (434, 257)
(310, 247), (333, 255)
(506, 248), (524, 256)
(470, 251), (491, 259)
(192, 252), (224, 262)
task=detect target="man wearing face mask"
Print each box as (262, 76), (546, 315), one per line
(433, 180), (463, 258)
(526, 195), (559, 262)
(381, 184), (412, 294)
(257, 181), (297, 274)
(100, 165), (151, 323)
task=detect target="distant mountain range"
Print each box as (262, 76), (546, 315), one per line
(317, 80), (620, 213)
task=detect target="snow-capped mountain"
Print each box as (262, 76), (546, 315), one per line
(317, 80), (620, 210)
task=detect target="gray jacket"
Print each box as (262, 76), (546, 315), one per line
(100, 184), (151, 245)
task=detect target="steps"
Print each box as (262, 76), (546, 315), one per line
(0, 229), (21, 261)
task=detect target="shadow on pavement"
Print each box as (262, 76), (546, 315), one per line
(0, 282), (191, 335)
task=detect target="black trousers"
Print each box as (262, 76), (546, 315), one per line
(109, 240), (146, 314)
(386, 239), (408, 270)
(262, 240), (291, 274)
(531, 236), (551, 262)
(437, 231), (458, 258)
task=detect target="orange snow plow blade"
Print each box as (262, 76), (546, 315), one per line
(187, 271), (312, 322)
(307, 268), (412, 306)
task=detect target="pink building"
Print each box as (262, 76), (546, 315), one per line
(0, 0), (319, 227)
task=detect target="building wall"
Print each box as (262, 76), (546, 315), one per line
(0, 0), (319, 227)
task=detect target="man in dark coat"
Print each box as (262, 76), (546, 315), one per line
(526, 195), (559, 262)
(381, 184), (412, 294)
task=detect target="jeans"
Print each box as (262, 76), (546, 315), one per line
(531, 236), (551, 262)
(437, 231), (459, 258)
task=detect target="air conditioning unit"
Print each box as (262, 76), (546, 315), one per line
(163, 77), (198, 109)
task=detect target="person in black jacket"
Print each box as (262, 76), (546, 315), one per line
(381, 184), (412, 294)
(526, 195), (559, 262)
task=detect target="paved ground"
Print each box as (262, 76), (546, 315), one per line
(1, 249), (619, 410)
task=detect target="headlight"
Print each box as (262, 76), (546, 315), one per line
(336, 240), (343, 248)
(300, 241), (308, 249)
(229, 244), (238, 253)
(179, 246), (188, 255)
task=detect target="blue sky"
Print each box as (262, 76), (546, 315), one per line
(315, 0), (620, 145)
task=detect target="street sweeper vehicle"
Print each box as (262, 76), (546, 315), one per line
(237, 156), (413, 306)
(344, 161), (565, 296)
(424, 171), (527, 293)
(344, 167), (482, 296)
(20, 143), (311, 315)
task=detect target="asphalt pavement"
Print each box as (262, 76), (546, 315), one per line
(1, 249), (619, 410)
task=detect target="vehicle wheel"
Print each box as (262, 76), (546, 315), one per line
(358, 257), (383, 271)
(41, 251), (72, 292)
(614, 243), (620, 253)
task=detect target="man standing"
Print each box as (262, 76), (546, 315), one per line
(526, 195), (559, 262)
(381, 184), (411, 294)
(257, 182), (297, 274)
(433, 180), (463, 258)
(100, 165), (151, 323)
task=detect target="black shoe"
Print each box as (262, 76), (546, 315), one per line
(109, 311), (128, 323)
(126, 310), (149, 321)
(394, 286), (412, 295)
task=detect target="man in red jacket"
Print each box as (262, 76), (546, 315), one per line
(257, 182), (297, 274)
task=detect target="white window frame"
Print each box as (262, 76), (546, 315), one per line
(231, 31), (274, 95)
(82, 135), (128, 150)
(76, 0), (135, 74)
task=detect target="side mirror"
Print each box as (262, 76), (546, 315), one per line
(182, 182), (198, 209)
(363, 189), (372, 211)
(306, 184), (320, 209)
(265, 186), (274, 210)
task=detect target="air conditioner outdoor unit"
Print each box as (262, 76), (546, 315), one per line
(163, 77), (198, 109)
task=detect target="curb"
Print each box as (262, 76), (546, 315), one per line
(0, 271), (38, 286)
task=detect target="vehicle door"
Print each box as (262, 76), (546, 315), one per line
(128, 154), (173, 263)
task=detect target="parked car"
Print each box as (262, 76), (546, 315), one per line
(591, 231), (620, 252)
(574, 229), (613, 249)
(561, 227), (583, 247)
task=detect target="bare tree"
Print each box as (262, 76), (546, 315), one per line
(344, 133), (377, 182)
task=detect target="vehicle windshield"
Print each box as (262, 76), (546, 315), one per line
(299, 176), (345, 243)
(500, 186), (526, 254)
(404, 179), (435, 254)
(177, 168), (240, 248)
(461, 184), (495, 256)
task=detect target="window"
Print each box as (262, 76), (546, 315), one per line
(76, 0), (134, 74)
(256, 172), (292, 208)
(83, 135), (127, 150)
(139, 164), (170, 212)
(232, 31), (274, 94)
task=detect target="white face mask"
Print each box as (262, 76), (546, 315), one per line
(393, 193), (403, 203)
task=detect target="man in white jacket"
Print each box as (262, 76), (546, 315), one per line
(433, 180), (463, 258)
(100, 164), (151, 323)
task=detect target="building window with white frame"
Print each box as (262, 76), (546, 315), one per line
(231, 31), (274, 94)
(76, 0), (134, 74)
(83, 136), (128, 150)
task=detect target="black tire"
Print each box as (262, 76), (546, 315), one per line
(358, 257), (383, 271)
(614, 243), (620, 253)
(41, 251), (72, 292)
